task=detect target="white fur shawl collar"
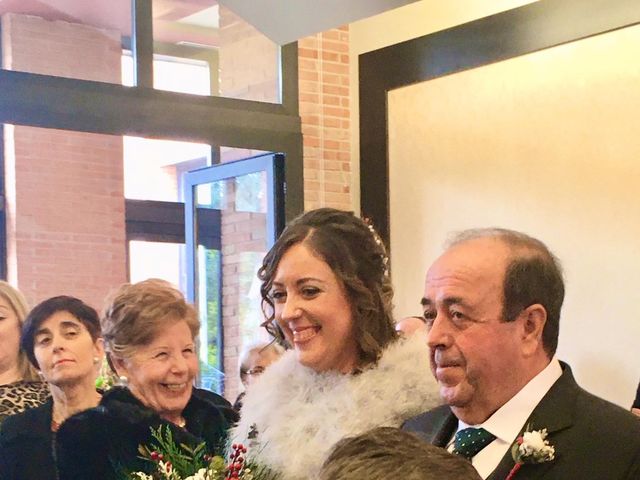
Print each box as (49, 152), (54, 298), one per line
(230, 334), (441, 479)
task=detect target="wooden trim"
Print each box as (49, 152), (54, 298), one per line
(0, 70), (300, 149)
(281, 42), (300, 116)
(359, 0), (640, 248)
(125, 199), (221, 249)
(132, 0), (154, 88)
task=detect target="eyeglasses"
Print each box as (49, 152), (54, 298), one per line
(246, 366), (266, 376)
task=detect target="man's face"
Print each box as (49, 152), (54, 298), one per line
(422, 238), (524, 424)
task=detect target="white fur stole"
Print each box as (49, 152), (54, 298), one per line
(230, 334), (441, 480)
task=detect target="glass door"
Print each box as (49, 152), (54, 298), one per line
(184, 153), (285, 398)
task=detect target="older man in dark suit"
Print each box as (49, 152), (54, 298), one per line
(403, 228), (640, 479)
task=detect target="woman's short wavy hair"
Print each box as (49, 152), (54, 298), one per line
(0, 281), (38, 381)
(258, 208), (397, 368)
(101, 279), (199, 367)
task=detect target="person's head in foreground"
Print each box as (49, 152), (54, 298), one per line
(319, 427), (481, 480)
(258, 208), (397, 374)
(422, 228), (564, 425)
(103, 278), (199, 425)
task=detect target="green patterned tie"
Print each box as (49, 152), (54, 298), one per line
(452, 427), (496, 460)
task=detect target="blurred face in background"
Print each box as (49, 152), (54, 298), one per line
(395, 316), (428, 337)
(0, 297), (22, 382)
(241, 346), (282, 388)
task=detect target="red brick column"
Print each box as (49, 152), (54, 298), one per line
(2, 14), (126, 309)
(299, 27), (352, 211)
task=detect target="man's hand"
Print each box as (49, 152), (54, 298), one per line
(631, 408), (640, 417)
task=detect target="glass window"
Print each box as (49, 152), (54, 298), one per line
(122, 51), (211, 95)
(196, 245), (223, 392)
(0, 1), (130, 84)
(189, 158), (278, 399)
(123, 137), (211, 202)
(129, 240), (185, 289)
(152, 0), (281, 103)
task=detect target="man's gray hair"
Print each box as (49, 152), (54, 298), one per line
(446, 227), (565, 357)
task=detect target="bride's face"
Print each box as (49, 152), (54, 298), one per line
(270, 243), (359, 374)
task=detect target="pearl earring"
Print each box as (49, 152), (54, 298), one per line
(93, 357), (100, 365)
(117, 375), (129, 387)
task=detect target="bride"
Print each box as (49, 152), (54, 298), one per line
(231, 208), (440, 479)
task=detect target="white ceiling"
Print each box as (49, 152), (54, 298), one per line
(0, 0), (421, 47)
(217, 0), (421, 45)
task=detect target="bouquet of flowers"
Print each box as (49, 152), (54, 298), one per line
(129, 426), (278, 480)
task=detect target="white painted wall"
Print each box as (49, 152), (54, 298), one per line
(350, 1), (639, 407)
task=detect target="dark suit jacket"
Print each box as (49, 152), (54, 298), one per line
(0, 398), (55, 480)
(403, 363), (640, 479)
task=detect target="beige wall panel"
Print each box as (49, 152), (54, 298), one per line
(349, 0), (537, 211)
(388, 25), (640, 408)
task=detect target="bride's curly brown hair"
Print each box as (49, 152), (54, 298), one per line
(258, 208), (397, 368)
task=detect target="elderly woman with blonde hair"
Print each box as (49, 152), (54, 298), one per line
(55, 279), (237, 479)
(0, 281), (48, 423)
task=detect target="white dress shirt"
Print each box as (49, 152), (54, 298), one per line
(447, 358), (563, 479)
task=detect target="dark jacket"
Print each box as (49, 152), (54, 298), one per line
(403, 362), (640, 479)
(0, 398), (55, 480)
(55, 387), (237, 480)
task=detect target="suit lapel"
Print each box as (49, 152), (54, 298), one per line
(406, 405), (458, 447)
(487, 363), (578, 480)
(430, 411), (458, 447)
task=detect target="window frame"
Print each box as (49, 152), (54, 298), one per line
(0, 0), (303, 279)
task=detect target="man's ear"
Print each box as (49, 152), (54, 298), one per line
(519, 304), (547, 357)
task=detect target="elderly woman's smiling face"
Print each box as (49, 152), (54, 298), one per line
(115, 319), (198, 424)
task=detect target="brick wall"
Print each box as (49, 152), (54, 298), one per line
(218, 6), (279, 103)
(299, 27), (352, 211)
(2, 13), (126, 309)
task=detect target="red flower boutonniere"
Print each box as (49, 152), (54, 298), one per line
(506, 427), (555, 479)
